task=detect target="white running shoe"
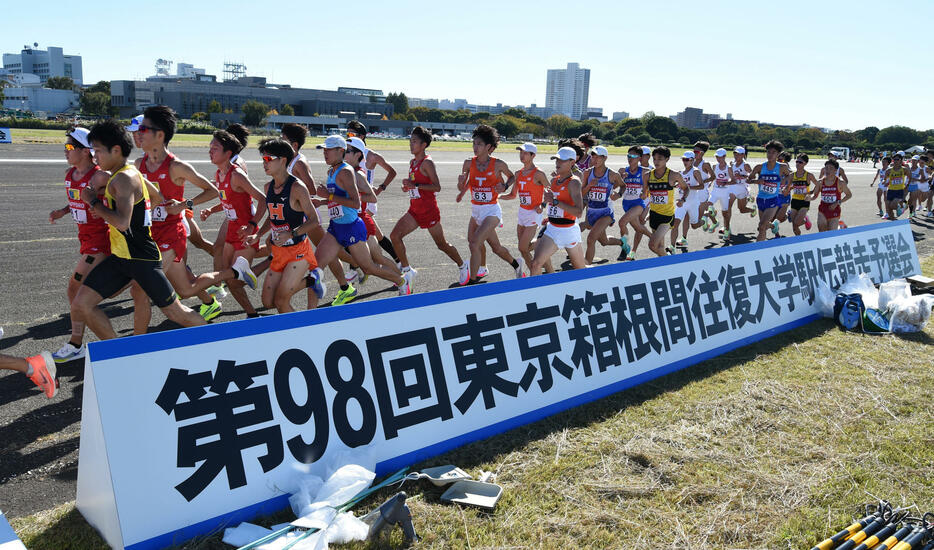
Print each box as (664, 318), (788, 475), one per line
(52, 341), (86, 364)
(206, 284), (228, 299)
(345, 268), (359, 285)
(477, 265), (489, 279)
(398, 269), (414, 296)
(514, 258), (526, 278)
(458, 263), (470, 286)
(232, 256), (257, 290)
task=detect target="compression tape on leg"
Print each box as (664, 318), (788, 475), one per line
(379, 236), (399, 261)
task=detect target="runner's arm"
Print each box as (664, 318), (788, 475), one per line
(609, 170), (624, 200)
(330, 167), (361, 210)
(747, 164), (762, 184)
(291, 180), (321, 237)
(560, 177), (584, 218)
(806, 179), (822, 201)
(495, 160), (514, 193)
(355, 172), (377, 204)
(455, 159), (471, 200)
(702, 163), (715, 184)
(368, 150), (396, 191)
(290, 159), (316, 191)
(417, 158), (442, 193)
(231, 170), (267, 228)
(166, 160), (218, 214)
(83, 172), (133, 231)
(839, 180), (852, 203)
(838, 167), (848, 185)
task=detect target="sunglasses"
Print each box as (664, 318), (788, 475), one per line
(795, 160), (805, 164)
(65, 143), (77, 151)
(627, 153), (641, 159)
(261, 155), (280, 162)
(137, 124), (161, 134)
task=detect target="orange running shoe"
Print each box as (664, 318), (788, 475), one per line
(27, 351), (58, 399)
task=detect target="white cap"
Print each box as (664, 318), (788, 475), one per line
(551, 147), (577, 161)
(68, 127), (92, 149)
(346, 136), (367, 154)
(715, 148), (727, 157)
(682, 151), (695, 160)
(641, 145), (651, 155)
(591, 145), (608, 157)
(734, 146), (746, 154)
(316, 135), (347, 149)
(912, 154), (920, 160)
(125, 115), (143, 132)
(516, 142), (537, 154)
(895, 150), (906, 157)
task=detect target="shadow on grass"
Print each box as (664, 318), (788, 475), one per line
(17, 506), (108, 550)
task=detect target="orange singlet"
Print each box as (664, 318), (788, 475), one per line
(516, 167), (544, 211)
(546, 176), (578, 227)
(467, 156), (499, 205)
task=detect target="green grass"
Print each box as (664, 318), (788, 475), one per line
(10, 257), (934, 549)
(7, 128), (748, 158)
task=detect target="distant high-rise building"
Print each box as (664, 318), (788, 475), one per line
(612, 111), (630, 121)
(2, 45), (83, 86)
(545, 62), (590, 120)
(673, 106), (721, 129)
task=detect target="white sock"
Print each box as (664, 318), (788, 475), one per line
(25, 364), (33, 377)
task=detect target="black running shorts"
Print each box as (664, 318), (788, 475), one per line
(82, 255), (177, 308)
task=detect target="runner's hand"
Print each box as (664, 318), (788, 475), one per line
(543, 189), (554, 203)
(235, 224), (251, 240)
(244, 234), (259, 247)
(401, 178), (413, 190)
(165, 200), (185, 215)
(49, 208), (66, 224)
(200, 208), (212, 221)
(80, 186), (96, 205)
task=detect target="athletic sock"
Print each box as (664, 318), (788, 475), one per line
(378, 237), (399, 261)
(69, 339), (81, 349)
(510, 259), (520, 269)
(25, 365), (33, 377)
(247, 313), (260, 319)
(340, 284), (349, 291)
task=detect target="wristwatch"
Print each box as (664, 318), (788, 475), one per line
(552, 198), (559, 206)
(89, 197), (101, 208)
(185, 199), (194, 209)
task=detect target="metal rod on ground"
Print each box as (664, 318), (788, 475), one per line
(852, 521), (904, 550)
(840, 509), (911, 550)
(236, 467), (410, 550)
(870, 525), (916, 550)
(890, 527), (927, 550)
(812, 514), (879, 550)
(837, 516), (892, 550)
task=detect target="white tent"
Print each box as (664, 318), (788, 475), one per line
(905, 145), (925, 153)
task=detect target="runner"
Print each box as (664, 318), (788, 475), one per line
(200, 129), (266, 317)
(209, 123), (251, 278)
(789, 154), (818, 235)
(672, 151), (705, 251)
(135, 105), (226, 321)
(390, 126), (470, 284)
(645, 146), (688, 256)
(906, 154), (927, 218)
(310, 135), (412, 295)
(729, 146), (757, 231)
(923, 151), (934, 216)
(576, 133), (596, 172)
(47, 127), (151, 362)
(579, 145), (625, 263)
(772, 151), (794, 233)
(640, 145), (653, 169)
(871, 156), (891, 217)
(706, 148), (731, 238)
(69, 121), (254, 340)
(0, 349), (57, 399)
(746, 140), (791, 242)
(691, 141), (716, 231)
(883, 151), (909, 220)
(529, 147), (586, 274)
(616, 146), (651, 260)
(243, 138), (326, 312)
(456, 124), (525, 283)
(809, 159), (852, 231)
(347, 120), (399, 270)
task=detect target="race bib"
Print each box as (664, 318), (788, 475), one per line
(651, 193), (668, 204)
(328, 203), (342, 219)
(821, 194), (837, 204)
(143, 200), (152, 227)
(588, 190), (607, 203)
(408, 187), (421, 199)
(223, 205), (238, 221)
(760, 184), (777, 194)
(624, 185), (641, 198)
(546, 203), (565, 218)
(794, 186), (807, 196)
(151, 205), (168, 222)
(472, 190), (491, 202)
(716, 176), (730, 186)
(519, 194), (532, 206)
(271, 224), (294, 246)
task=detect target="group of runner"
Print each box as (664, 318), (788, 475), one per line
(871, 151), (934, 220)
(1, 112), (885, 399)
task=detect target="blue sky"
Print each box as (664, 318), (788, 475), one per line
(6, 0), (931, 130)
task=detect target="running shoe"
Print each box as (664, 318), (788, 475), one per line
(52, 342), (86, 364)
(27, 351), (57, 399)
(750, 208), (757, 218)
(718, 226), (725, 234)
(331, 284), (358, 306)
(701, 216), (710, 232)
(199, 298), (222, 322)
(722, 229), (731, 241)
(345, 268), (358, 285)
(514, 258), (526, 278)
(877, 210), (884, 217)
(625, 250), (636, 261)
(927, 210), (934, 217)
(232, 256), (257, 290)
(618, 236), (631, 260)
(458, 263), (470, 286)
(896, 205), (904, 217)
(477, 266), (489, 279)
(881, 213), (889, 220)
(707, 219), (720, 233)
(838, 220), (847, 229)
(770, 220), (780, 237)
(309, 268), (327, 300)
(675, 237), (688, 248)
(665, 246), (674, 256)
(707, 205), (716, 218)
(804, 216), (812, 230)
(398, 270), (414, 296)
(402, 266), (418, 289)
(206, 283), (228, 299)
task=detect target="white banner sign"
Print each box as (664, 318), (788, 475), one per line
(0, 513), (26, 550)
(76, 221), (920, 550)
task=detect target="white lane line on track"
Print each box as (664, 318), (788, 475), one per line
(0, 237), (74, 245)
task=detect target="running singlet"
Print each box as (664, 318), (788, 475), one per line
(104, 165), (160, 261)
(216, 165), (255, 223)
(407, 155), (437, 205)
(877, 168), (888, 188)
(648, 168), (675, 216)
(65, 165), (106, 232)
(910, 166), (926, 184)
(622, 166), (644, 198)
(821, 177), (841, 203)
(286, 152), (306, 178)
(326, 162), (359, 224)
(886, 167), (907, 190)
(467, 156), (499, 205)
(139, 153), (181, 225)
(515, 167), (544, 210)
(713, 164), (730, 187)
(547, 176), (577, 227)
(586, 167), (613, 209)
(758, 163), (782, 199)
(265, 176), (306, 246)
(791, 172), (810, 200)
(731, 161), (749, 184)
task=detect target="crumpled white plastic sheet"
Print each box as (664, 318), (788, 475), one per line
(223, 448), (377, 550)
